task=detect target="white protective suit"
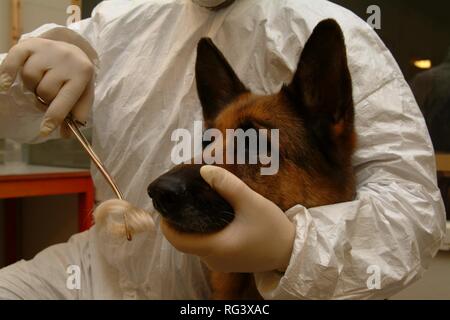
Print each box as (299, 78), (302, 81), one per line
(0, 0), (446, 299)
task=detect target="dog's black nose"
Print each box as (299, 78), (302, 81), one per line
(147, 174), (187, 218)
(147, 164), (235, 233)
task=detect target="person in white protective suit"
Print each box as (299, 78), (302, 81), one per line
(0, 0), (446, 300)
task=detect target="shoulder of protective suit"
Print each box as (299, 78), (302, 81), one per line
(88, 0), (400, 104)
(89, 0), (144, 27)
(89, 0), (184, 29)
(244, 0), (402, 105)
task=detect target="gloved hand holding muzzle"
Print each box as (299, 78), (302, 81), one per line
(161, 165), (296, 273)
(0, 37), (95, 137)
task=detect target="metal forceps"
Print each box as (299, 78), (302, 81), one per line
(64, 116), (132, 241)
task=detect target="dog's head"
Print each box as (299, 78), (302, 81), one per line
(148, 19), (356, 233)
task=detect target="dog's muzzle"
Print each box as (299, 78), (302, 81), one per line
(147, 164), (234, 233)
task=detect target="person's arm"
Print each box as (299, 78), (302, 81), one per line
(253, 74), (446, 300)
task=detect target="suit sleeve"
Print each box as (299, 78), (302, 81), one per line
(255, 57), (446, 300)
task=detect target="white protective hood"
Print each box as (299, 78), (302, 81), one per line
(0, 0), (445, 300)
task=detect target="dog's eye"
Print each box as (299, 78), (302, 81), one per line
(246, 134), (273, 155)
(238, 121), (273, 154)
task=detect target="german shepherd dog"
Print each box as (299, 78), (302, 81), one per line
(148, 19), (356, 299)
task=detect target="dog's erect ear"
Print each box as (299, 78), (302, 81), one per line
(196, 38), (248, 124)
(286, 19), (354, 138)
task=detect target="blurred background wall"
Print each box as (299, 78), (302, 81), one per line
(21, 0), (71, 32)
(332, 0), (450, 81)
(0, 1), (11, 53)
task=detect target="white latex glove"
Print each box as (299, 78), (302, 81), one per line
(0, 37), (95, 137)
(161, 165), (296, 273)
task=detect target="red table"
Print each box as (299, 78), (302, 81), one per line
(0, 164), (94, 265)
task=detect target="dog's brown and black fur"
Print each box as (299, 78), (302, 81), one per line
(148, 19), (356, 299)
